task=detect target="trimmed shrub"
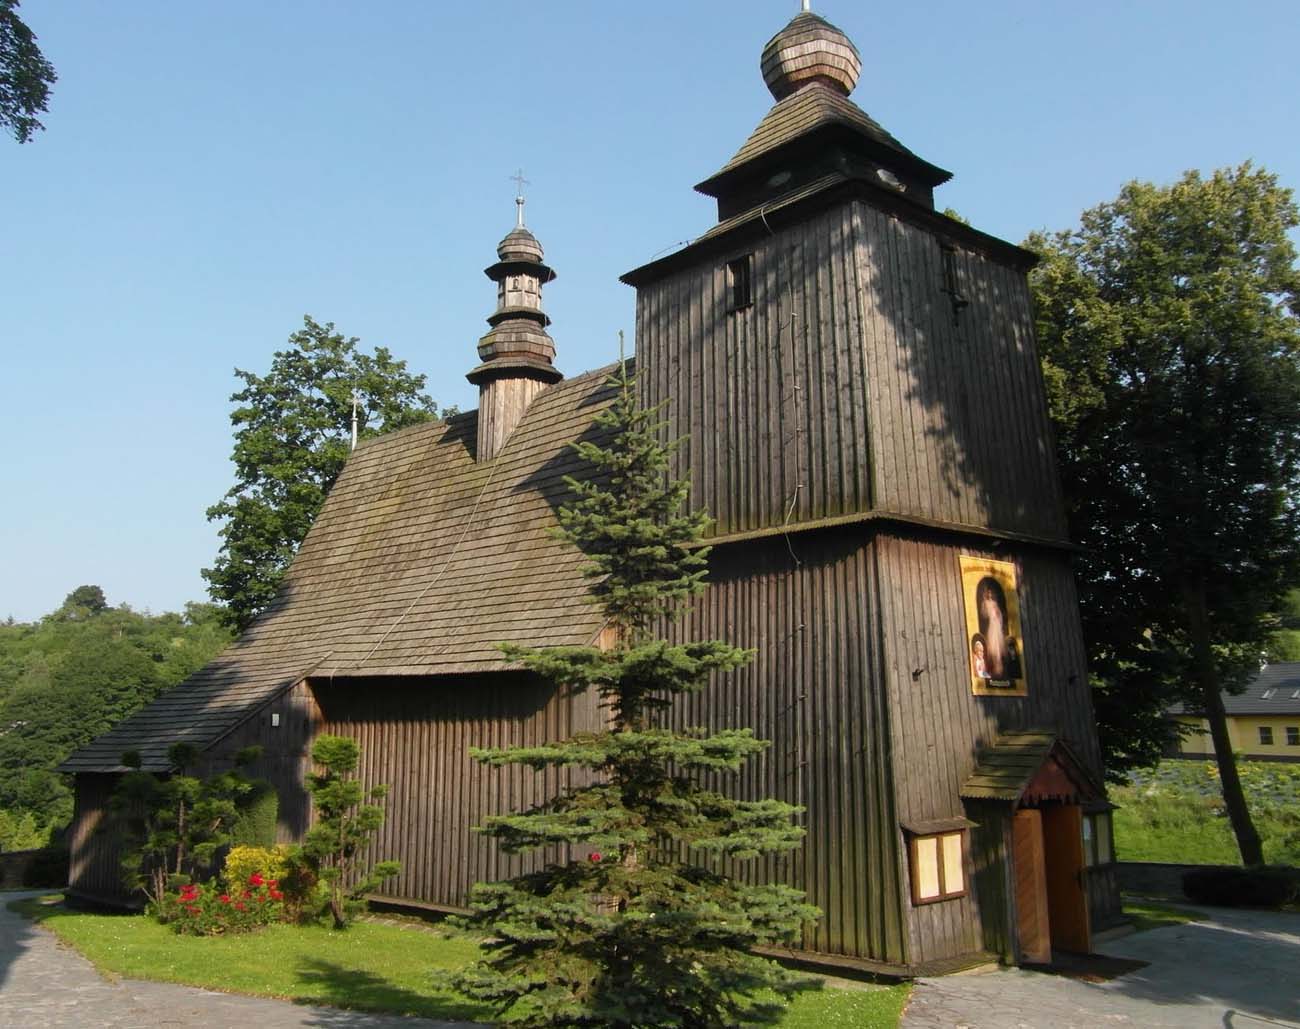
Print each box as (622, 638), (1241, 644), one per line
(223, 844), (291, 888)
(1182, 865), (1299, 908)
(229, 781), (279, 848)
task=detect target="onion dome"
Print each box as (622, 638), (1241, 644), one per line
(760, 11), (862, 101)
(496, 225), (544, 264)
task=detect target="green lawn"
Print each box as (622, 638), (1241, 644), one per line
(10, 897), (909, 1028)
(1111, 760), (1300, 865)
(1121, 898), (1200, 934)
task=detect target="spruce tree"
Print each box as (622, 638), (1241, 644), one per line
(450, 355), (819, 1028)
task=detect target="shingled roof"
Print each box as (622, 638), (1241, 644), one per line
(61, 366), (620, 773)
(1167, 662), (1300, 717)
(961, 731), (1102, 806)
(694, 82), (952, 198)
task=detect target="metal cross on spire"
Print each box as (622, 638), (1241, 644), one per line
(510, 168), (531, 228)
(801, 0), (811, 11)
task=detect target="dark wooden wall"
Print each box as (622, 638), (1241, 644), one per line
(664, 530), (908, 966)
(874, 533), (1104, 963)
(67, 772), (132, 903)
(313, 672), (603, 911)
(196, 679), (320, 842)
(635, 200), (1066, 542)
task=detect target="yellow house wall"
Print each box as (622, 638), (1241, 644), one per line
(1175, 715), (1300, 759)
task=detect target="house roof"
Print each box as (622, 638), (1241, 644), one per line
(1167, 662), (1300, 717)
(61, 366), (620, 773)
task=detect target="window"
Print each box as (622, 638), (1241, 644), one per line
(1082, 811), (1114, 867)
(1286, 726), (1299, 746)
(940, 242), (969, 320)
(908, 830), (966, 904)
(1262, 688), (1277, 700)
(1259, 726), (1274, 745)
(726, 255), (753, 311)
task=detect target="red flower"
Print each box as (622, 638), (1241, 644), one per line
(241, 889), (251, 899)
(269, 889), (283, 901)
(266, 879), (279, 888)
(235, 902), (247, 912)
(589, 852), (601, 862)
(249, 872), (265, 886)
(219, 894), (231, 904)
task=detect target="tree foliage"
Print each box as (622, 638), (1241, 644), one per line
(1028, 163), (1300, 863)
(449, 360), (818, 1028)
(204, 316), (446, 632)
(0, 590), (231, 844)
(0, 0), (55, 143)
(110, 743), (264, 908)
(296, 734), (400, 929)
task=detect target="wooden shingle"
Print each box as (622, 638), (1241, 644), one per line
(61, 366), (621, 772)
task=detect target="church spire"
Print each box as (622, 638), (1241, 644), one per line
(467, 188), (562, 462)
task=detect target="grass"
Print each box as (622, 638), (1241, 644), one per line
(1121, 898), (1200, 934)
(1112, 760), (1300, 865)
(9, 896), (910, 1028)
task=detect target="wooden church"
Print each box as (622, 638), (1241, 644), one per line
(63, 6), (1120, 974)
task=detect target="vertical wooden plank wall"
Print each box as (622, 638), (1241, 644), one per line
(634, 200), (1065, 543)
(67, 773), (133, 903)
(314, 672), (602, 911)
(665, 531), (908, 966)
(197, 680), (321, 842)
(875, 534), (1103, 964)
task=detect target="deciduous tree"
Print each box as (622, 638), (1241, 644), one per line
(0, 0), (55, 143)
(1028, 164), (1300, 865)
(204, 316), (445, 631)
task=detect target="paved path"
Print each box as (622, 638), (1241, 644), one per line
(0, 892), (484, 1029)
(903, 904), (1300, 1029)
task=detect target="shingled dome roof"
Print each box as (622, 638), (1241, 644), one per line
(497, 225), (544, 263)
(761, 11), (862, 101)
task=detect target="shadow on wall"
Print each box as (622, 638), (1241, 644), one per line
(857, 208), (1061, 539)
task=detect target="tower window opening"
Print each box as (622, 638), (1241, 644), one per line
(726, 255), (753, 312)
(941, 243), (969, 321)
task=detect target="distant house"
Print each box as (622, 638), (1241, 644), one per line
(1168, 663), (1300, 762)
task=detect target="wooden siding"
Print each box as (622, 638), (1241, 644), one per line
(965, 801), (1015, 963)
(665, 530), (907, 966)
(478, 376), (550, 462)
(635, 199), (1065, 543)
(67, 773), (132, 903)
(195, 679), (321, 842)
(874, 533), (1106, 964)
(1086, 864), (1124, 930)
(314, 673), (603, 910)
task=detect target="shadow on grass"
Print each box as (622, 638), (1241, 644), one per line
(293, 957), (491, 1026)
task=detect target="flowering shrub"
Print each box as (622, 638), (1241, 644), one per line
(166, 874), (284, 935)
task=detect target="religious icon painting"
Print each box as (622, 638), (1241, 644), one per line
(960, 555), (1027, 697)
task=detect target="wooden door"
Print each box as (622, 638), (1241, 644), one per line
(1011, 808), (1051, 964)
(1042, 804), (1091, 953)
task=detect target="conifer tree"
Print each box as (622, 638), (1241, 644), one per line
(451, 355), (819, 1028)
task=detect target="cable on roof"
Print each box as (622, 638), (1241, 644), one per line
(343, 416), (519, 674)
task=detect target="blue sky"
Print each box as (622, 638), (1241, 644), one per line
(4, 0), (1298, 622)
